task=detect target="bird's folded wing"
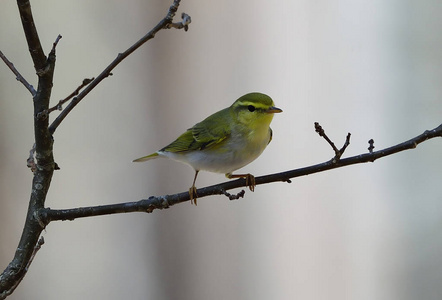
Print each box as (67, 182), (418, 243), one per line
(162, 111), (231, 153)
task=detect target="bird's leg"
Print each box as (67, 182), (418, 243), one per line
(226, 173), (256, 192)
(189, 170), (199, 205)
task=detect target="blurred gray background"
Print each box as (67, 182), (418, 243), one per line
(1, 0), (441, 299)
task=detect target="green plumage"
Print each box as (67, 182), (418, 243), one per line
(132, 92), (282, 204)
(162, 108), (231, 153)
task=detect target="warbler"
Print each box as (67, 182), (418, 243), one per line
(133, 92), (282, 205)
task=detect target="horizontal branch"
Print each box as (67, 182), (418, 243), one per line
(39, 123), (442, 224)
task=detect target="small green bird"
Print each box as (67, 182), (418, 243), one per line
(133, 92), (282, 204)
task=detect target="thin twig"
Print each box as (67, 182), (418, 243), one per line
(51, 34), (62, 53)
(36, 35), (62, 77)
(38, 123), (442, 222)
(338, 133), (351, 157)
(315, 122), (351, 161)
(0, 50), (36, 96)
(315, 122), (339, 153)
(37, 78), (94, 120)
(48, 1), (190, 134)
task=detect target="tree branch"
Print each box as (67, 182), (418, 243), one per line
(0, 2), (189, 298)
(0, 50), (36, 96)
(38, 123), (442, 223)
(48, 0), (190, 134)
(314, 122), (351, 161)
(36, 77), (94, 120)
(0, 1), (57, 297)
(1, 0), (439, 298)
(16, 0), (46, 71)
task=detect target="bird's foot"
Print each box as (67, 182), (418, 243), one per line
(226, 173), (256, 192)
(189, 185), (198, 205)
(245, 174), (256, 192)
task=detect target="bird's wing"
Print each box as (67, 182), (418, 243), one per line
(162, 108), (231, 153)
(190, 117), (230, 150)
(160, 130), (197, 152)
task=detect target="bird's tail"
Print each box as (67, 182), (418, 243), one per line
(132, 152), (159, 162)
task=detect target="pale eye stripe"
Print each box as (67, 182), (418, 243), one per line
(236, 101), (272, 110)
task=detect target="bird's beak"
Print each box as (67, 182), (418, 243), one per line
(267, 106), (283, 114)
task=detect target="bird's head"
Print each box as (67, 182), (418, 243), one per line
(231, 92), (282, 127)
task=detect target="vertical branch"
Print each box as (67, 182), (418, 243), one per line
(1, 1), (188, 297)
(16, 0), (46, 70)
(0, 1), (56, 298)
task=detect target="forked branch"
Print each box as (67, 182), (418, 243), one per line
(315, 122), (351, 161)
(0, 1), (189, 298)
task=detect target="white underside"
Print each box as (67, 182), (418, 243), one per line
(158, 130), (271, 174)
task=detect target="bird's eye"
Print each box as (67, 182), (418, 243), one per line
(248, 105), (255, 112)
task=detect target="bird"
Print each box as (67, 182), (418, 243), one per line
(133, 92), (282, 205)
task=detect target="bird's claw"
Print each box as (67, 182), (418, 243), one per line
(226, 173), (256, 192)
(189, 186), (198, 205)
(245, 174), (256, 192)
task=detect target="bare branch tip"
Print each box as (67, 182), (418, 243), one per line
(368, 139), (375, 153)
(181, 13), (191, 31)
(337, 132), (351, 157)
(315, 122), (341, 158)
(167, 12), (192, 31)
(314, 122), (324, 136)
(51, 34), (62, 52)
